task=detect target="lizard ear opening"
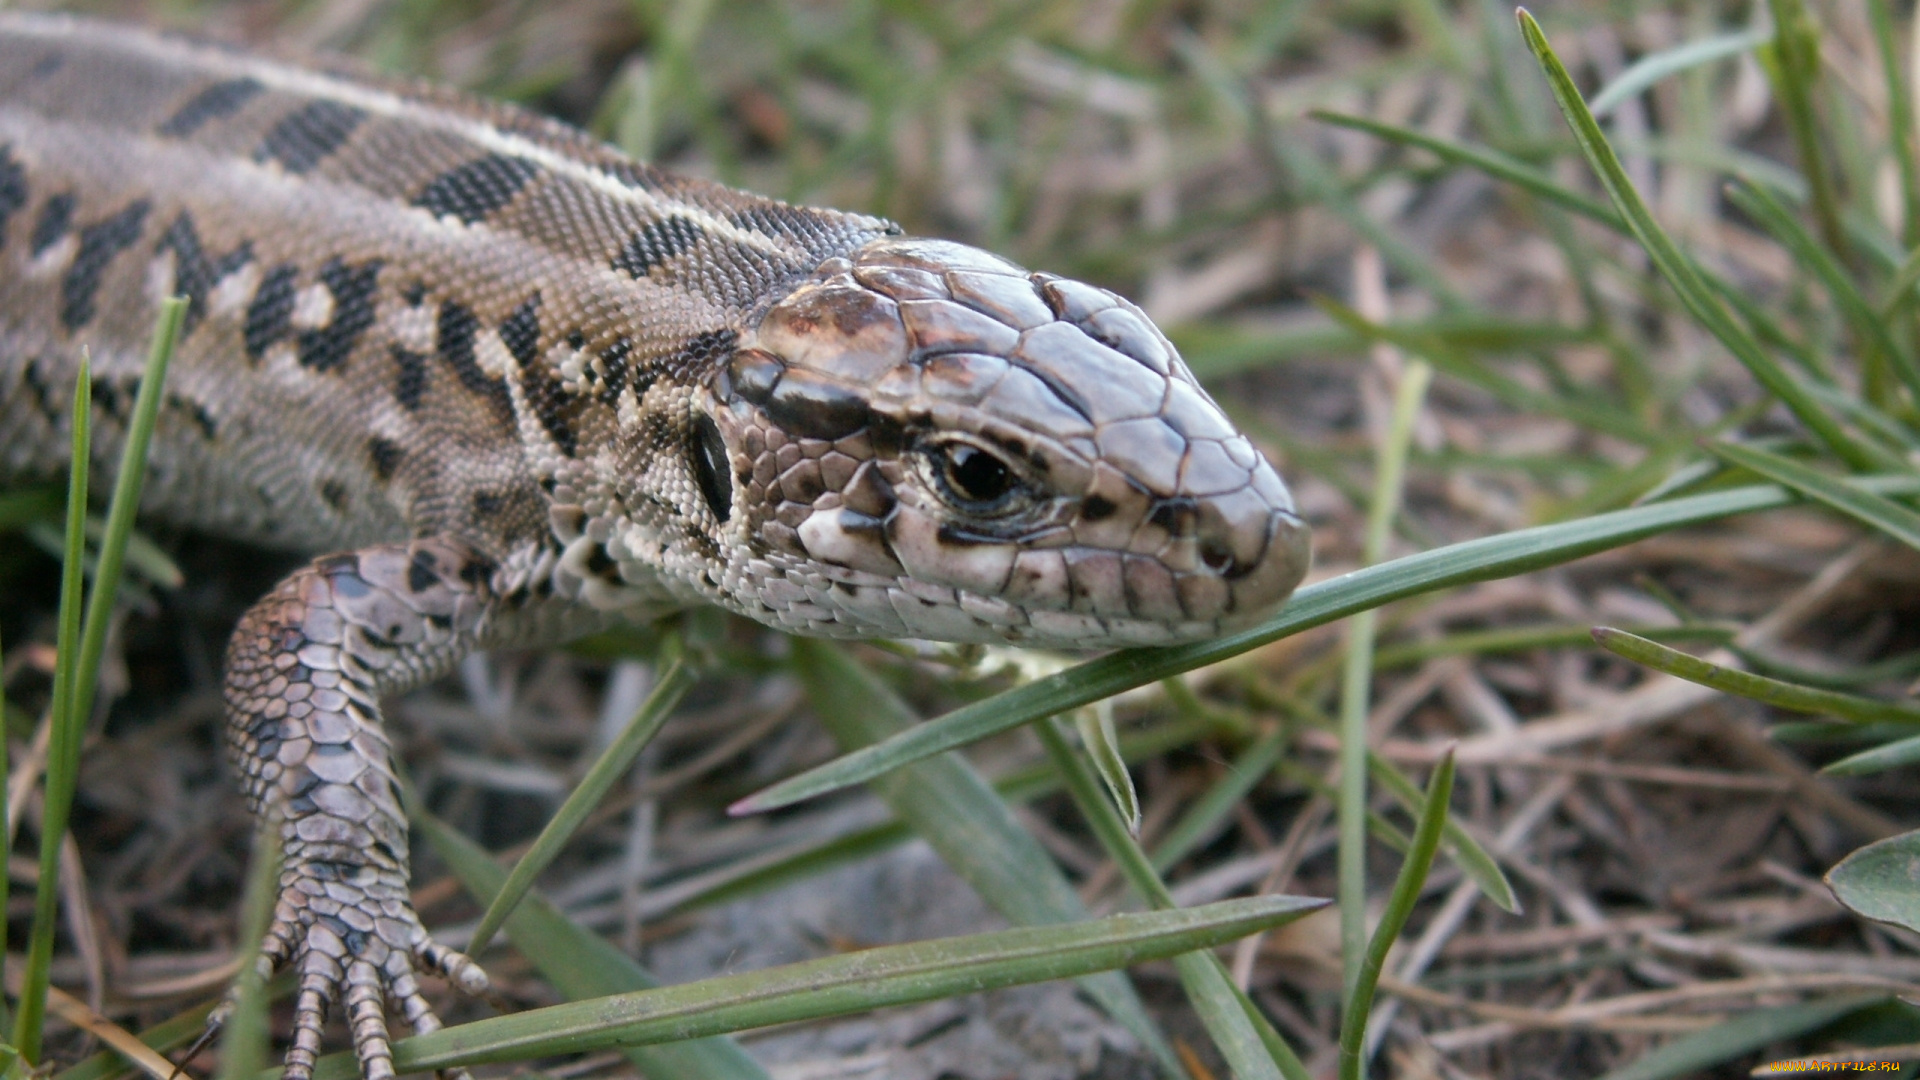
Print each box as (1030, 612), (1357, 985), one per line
(691, 413), (732, 524)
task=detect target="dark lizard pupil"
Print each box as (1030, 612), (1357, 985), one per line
(943, 443), (1014, 506)
(692, 414), (731, 523)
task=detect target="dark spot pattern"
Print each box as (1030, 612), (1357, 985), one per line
(610, 215), (705, 278)
(389, 346), (427, 411)
(436, 301), (513, 423)
(414, 155), (541, 225)
(172, 393), (219, 440)
(158, 77), (265, 138)
(498, 295), (540, 367)
(31, 192), (74, 255)
(255, 101), (366, 174)
(319, 479), (349, 513)
(367, 437), (403, 481)
(155, 212), (253, 335)
(471, 491), (505, 518)
(297, 257), (382, 372)
(63, 199), (151, 330)
(597, 338), (632, 403)
(521, 363), (577, 456)
(0, 146), (26, 247)
(244, 264), (299, 359)
(665, 327), (739, 382)
(407, 550), (437, 593)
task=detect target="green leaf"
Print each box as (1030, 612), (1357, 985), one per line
(417, 815), (770, 1080)
(1829, 831), (1920, 933)
(1516, 9), (1883, 473)
(1587, 25), (1772, 118)
(734, 479), (1920, 814)
(467, 638), (693, 955)
(1591, 627), (1920, 725)
(295, 893), (1329, 1079)
(1705, 440), (1920, 551)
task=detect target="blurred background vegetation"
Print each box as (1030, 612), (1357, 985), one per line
(8, 0), (1920, 1078)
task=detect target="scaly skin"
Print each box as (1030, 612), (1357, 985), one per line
(0, 13), (1312, 1078)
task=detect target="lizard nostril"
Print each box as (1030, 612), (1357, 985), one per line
(1199, 538), (1234, 573)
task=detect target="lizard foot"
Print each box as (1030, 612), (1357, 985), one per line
(216, 859), (488, 1080)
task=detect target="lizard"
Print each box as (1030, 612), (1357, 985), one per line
(0, 12), (1312, 1079)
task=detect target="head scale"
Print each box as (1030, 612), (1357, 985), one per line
(674, 237), (1309, 649)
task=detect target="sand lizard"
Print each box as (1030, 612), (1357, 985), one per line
(0, 13), (1312, 1078)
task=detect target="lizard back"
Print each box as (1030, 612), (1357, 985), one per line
(0, 13), (893, 557)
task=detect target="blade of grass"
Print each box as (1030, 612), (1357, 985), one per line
(1308, 111), (1625, 230)
(1340, 360), (1429, 1002)
(15, 356), (91, 1064)
(794, 639), (1182, 1077)
(18, 301), (184, 1064)
(1822, 732), (1920, 776)
(1516, 9), (1884, 473)
(1591, 627), (1920, 724)
(296, 892), (1329, 1080)
(1724, 180), (1920, 405)
(1074, 698), (1140, 834)
(417, 814), (770, 1080)
(1587, 25), (1772, 118)
(466, 636), (692, 955)
(1761, 0), (1848, 260)
(1704, 439), (1920, 551)
(0, 627), (8, 1040)
(1339, 750), (1455, 1080)
(732, 475), (1920, 815)
(1366, 753), (1516, 912)
(1869, 0), (1920, 249)
(1035, 716), (1310, 1080)
(215, 824), (282, 1080)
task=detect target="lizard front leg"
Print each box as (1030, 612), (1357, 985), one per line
(221, 537), (497, 1080)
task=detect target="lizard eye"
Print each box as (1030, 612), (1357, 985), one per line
(929, 438), (1024, 514)
(691, 413), (731, 523)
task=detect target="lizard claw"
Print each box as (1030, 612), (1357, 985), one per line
(214, 858), (489, 1080)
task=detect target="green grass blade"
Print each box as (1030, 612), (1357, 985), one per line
(1073, 700), (1140, 834)
(295, 893), (1328, 1079)
(466, 638), (693, 955)
(1366, 754), (1516, 912)
(1591, 627), (1920, 725)
(1724, 180), (1920, 404)
(1705, 439), (1920, 551)
(733, 479), (1899, 815)
(1308, 111), (1625, 230)
(417, 814), (771, 1080)
(1822, 732), (1920, 776)
(1340, 360), (1428, 1002)
(18, 304), (182, 1064)
(215, 824), (282, 1080)
(1595, 995), (1886, 1080)
(1587, 25), (1772, 118)
(73, 298), (186, 729)
(0, 627), (8, 1039)
(1035, 717), (1309, 1080)
(16, 355), (92, 1064)
(1869, 0), (1920, 248)
(1339, 750), (1455, 1080)
(1761, 0), (1848, 260)
(1516, 9), (1882, 472)
(794, 639), (1181, 1077)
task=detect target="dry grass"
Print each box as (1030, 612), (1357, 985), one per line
(4, 0), (1920, 1077)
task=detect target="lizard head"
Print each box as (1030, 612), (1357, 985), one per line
(688, 236), (1310, 649)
